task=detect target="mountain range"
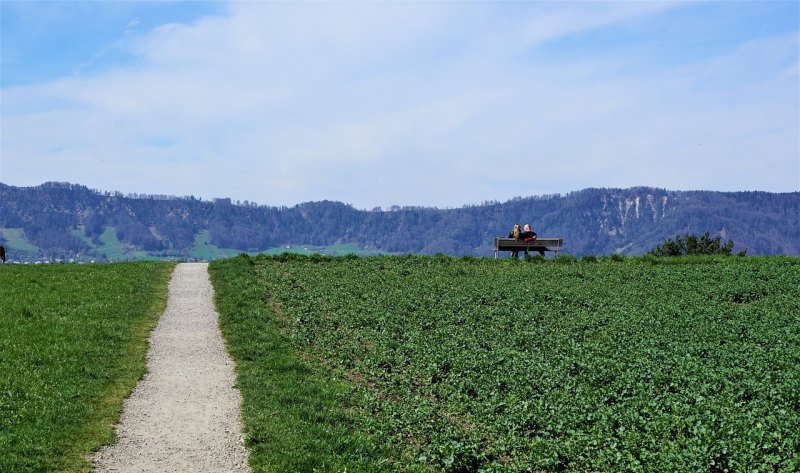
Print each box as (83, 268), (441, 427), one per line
(1, 182), (797, 261)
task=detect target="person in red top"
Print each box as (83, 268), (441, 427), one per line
(520, 224), (537, 241)
(520, 224), (544, 256)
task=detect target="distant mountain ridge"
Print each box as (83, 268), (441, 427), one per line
(1, 182), (797, 261)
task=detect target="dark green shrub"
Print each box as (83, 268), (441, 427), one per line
(581, 255), (598, 263)
(649, 232), (735, 257)
(611, 253), (625, 262)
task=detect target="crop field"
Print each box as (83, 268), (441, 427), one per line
(211, 254), (800, 472)
(0, 262), (174, 472)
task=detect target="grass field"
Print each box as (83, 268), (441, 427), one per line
(191, 230), (243, 260)
(258, 242), (387, 257)
(4, 225), (382, 262)
(0, 262), (175, 472)
(189, 231), (376, 260)
(97, 227), (127, 260)
(209, 256), (390, 471)
(70, 226), (96, 251)
(0, 228), (41, 255)
(71, 226), (152, 261)
(210, 254), (800, 472)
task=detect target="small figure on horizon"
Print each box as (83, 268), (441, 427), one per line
(0, 245), (6, 264)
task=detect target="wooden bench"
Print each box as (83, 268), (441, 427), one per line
(494, 237), (564, 258)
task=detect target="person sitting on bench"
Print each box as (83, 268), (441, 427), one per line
(507, 224), (522, 258)
(520, 224), (544, 256)
(520, 224), (537, 242)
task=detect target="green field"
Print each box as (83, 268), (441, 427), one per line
(191, 230), (244, 260)
(189, 231), (379, 260)
(97, 227), (130, 260)
(0, 228), (41, 255)
(70, 226), (96, 250)
(258, 243), (387, 257)
(69, 226), (152, 261)
(4, 225), (382, 261)
(0, 262), (175, 472)
(211, 254), (800, 472)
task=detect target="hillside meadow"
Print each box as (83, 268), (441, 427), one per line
(0, 262), (174, 472)
(210, 254), (800, 472)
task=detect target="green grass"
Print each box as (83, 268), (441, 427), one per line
(258, 243), (386, 257)
(187, 230), (377, 260)
(97, 227), (126, 260)
(6, 225), (382, 261)
(90, 227), (153, 261)
(322, 243), (387, 256)
(212, 254), (800, 472)
(190, 230), (243, 260)
(0, 262), (175, 472)
(0, 228), (40, 254)
(70, 226), (96, 251)
(258, 245), (323, 256)
(209, 256), (397, 472)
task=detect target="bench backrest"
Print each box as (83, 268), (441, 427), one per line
(494, 237), (564, 250)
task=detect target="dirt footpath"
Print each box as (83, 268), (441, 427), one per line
(94, 263), (250, 472)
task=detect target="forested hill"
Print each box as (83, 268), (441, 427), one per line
(1, 182), (798, 261)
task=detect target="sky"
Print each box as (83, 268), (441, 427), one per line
(1, 1), (798, 209)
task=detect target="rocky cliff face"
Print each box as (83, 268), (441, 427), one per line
(592, 189), (795, 255)
(599, 193), (670, 236)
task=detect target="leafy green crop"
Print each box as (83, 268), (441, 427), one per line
(216, 254), (800, 472)
(0, 262), (174, 472)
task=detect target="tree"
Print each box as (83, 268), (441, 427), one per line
(648, 232), (737, 256)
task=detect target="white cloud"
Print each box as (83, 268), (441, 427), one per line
(1, 2), (797, 208)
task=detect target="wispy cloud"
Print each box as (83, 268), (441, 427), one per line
(1, 2), (797, 208)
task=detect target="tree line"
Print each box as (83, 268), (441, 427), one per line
(1, 182), (798, 259)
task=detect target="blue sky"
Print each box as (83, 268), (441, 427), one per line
(1, 1), (798, 209)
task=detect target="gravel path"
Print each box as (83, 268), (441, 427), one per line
(94, 263), (250, 472)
